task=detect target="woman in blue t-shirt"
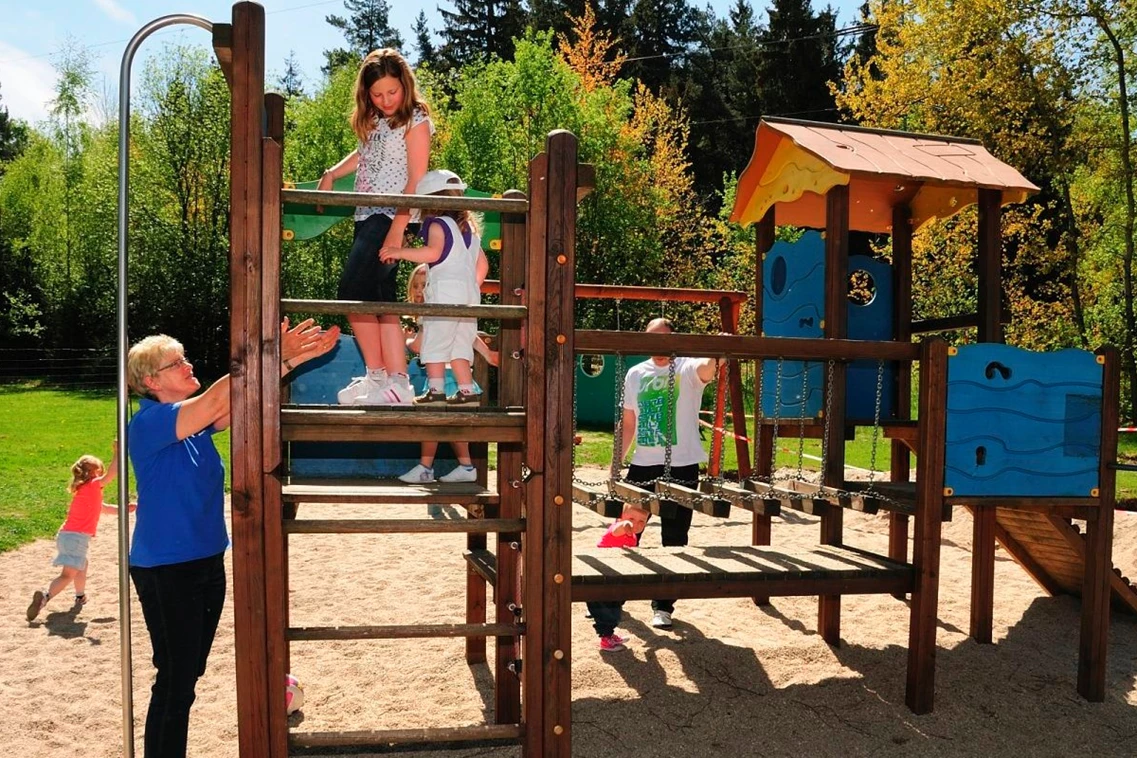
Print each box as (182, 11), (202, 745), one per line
(125, 317), (338, 758)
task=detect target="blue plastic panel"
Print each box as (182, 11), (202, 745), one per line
(847, 254), (896, 421)
(287, 335), (465, 478)
(944, 344), (1102, 497)
(761, 231), (824, 418)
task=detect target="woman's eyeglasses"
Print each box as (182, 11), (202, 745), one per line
(157, 356), (190, 372)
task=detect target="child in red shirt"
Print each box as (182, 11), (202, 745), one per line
(587, 504), (649, 652)
(26, 443), (134, 622)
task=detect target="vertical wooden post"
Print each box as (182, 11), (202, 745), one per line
(521, 151), (550, 758)
(820, 184), (850, 645)
(540, 130), (577, 758)
(752, 209), (774, 606)
(971, 188), (1003, 643)
(494, 188), (527, 725)
(1078, 347), (1119, 701)
(227, 4), (270, 756)
(465, 346), (490, 665)
(906, 338), (948, 715)
(889, 204), (912, 598)
(726, 299), (750, 477)
(259, 92), (289, 758)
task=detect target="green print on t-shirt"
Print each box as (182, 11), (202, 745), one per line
(636, 373), (678, 448)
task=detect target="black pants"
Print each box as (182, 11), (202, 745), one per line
(337, 213), (399, 302)
(131, 552), (226, 758)
(627, 463), (698, 614)
(587, 600), (625, 637)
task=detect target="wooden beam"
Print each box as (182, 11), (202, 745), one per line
(283, 188), (529, 213)
(906, 339), (948, 714)
(574, 331), (921, 362)
(970, 505), (996, 643)
(1079, 347), (1119, 701)
(976, 188), (1003, 343)
(889, 203), (913, 599)
(281, 298), (527, 319)
(211, 23), (233, 86)
(701, 479), (781, 517)
(495, 188), (526, 725)
(227, 4), (271, 757)
(655, 480), (731, 518)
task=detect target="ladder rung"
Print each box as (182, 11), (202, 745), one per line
(281, 406), (526, 443)
(289, 723), (524, 750)
(284, 518), (525, 534)
(288, 622), (523, 641)
(282, 479), (498, 506)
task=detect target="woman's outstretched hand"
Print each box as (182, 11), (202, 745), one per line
(281, 317), (340, 371)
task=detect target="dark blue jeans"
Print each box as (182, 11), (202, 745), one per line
(131, 552), (226, 758)
(627, 462), (698, 614)
(587, 600), (625, 637)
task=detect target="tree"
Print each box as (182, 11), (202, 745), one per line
(620, 0), (706, 97)
(324, 0), (403, 75)
(0, 83), (28, 171)
(838, 0), (1099, 391)
(412, 11), (437, 67)
(684, 0), (766, 205)
(436, 0), (528, 69)
(48, 40), (94, 310)
(757, 0), (843, 121)
(277, 50), (305, 99)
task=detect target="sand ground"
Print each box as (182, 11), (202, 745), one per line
(5, 480), (1137, 757)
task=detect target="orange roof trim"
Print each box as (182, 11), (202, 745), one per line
(729, 118), (1040, 234)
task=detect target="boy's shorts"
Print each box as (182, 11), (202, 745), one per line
(420, 317), (477, 364)
(53, 530), (91, 570)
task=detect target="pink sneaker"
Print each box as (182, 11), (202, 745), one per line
(599, 634), (627, 652)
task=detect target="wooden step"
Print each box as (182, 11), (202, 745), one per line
(282, 478), (498, 506)
(288, 622), (523, 641)
(464, 549), (498, 587)
(609, 480), (680, 519)
(285, 518), (524, 535)
(699, 479), (780, 517)
(281, 405), (526, 443)
(289, 723), (523, 751)
(742, 479), (831, 516)
(655, 481), (731, 518)
(572, 483), (624, 518)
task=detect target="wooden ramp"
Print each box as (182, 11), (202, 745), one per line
(975, 508), (1137, 614)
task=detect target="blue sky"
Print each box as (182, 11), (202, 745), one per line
(0, 0), (865, 124)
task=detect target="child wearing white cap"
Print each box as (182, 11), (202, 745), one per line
(381, 170), (490, 483)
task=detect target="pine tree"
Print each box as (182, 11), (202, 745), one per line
(277, 51), (305, 99)
(324, 0), (404, 74)
(412, 11), (437, 67)
(686, 0), (765, 204)
(436, 0), (528, 68)
(756, 0), (844, 122)
(621, 0), (707, 97)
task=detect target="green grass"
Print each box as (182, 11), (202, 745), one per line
(1, 387), (1133, 553)
(0, 386), (231, 553)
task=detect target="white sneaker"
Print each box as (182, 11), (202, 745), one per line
(651, 610), (673, 629)
(439, 466), (477, 483)
(337, 374), (385, 405)
(398, 464), (435, 484)
(357, 376), (414, 406)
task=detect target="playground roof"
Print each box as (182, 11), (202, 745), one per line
(728, 118), (1040, 234)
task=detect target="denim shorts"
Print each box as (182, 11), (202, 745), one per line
(53, 530), (91, 569)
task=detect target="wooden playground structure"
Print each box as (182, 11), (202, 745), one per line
(207, 4), (1126, 756)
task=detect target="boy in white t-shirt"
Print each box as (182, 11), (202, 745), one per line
(618, 318), (722, 630)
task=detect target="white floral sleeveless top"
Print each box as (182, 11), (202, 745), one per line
(353, 106), (434, 221)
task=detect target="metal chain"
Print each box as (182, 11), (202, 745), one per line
(821, 359), (834, 484)
(866, 358), (885, 492)
(796, 362), (809, 481)
(609, 353), (627, 485)
(769, 357), (784, 481)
